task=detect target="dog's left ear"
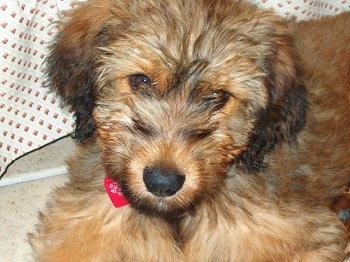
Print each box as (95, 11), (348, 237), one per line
(46, 1), (114, 142)
(237, 34), (307, 173)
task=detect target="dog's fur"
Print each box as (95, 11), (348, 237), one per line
(30, 0), (350, 261)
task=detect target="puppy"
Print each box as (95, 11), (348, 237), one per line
(30, 0), (350, 261)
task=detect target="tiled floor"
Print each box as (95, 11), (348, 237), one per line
(0, 137), (73, 261)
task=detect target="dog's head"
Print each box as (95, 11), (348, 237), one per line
(47, 0), (306, 215)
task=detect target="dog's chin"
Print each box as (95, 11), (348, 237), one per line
(124, 189), (198, 217)
(135, 199), (193, 218)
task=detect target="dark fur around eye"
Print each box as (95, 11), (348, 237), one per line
(181, 126), (217, 141)
(132, 118), (158, 137)
(201, 90), (231, 111)
(129, 74), (152, 91)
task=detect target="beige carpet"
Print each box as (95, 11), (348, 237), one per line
(0, 137), (72, 261)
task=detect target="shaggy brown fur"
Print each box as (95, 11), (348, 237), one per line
(30, 0), (350, 261)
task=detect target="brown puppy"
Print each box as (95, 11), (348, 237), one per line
(30, 0), (350, 261)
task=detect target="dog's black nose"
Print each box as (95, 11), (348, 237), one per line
(143, 166), (185, 197)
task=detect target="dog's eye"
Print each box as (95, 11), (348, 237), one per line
(202, 90), (231, 111)
(129, 74), (152, 90)
(133, 118), (157, 137)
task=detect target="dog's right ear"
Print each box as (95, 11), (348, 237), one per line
(46, 1), (114, 142)
(235, 28), (307, 173)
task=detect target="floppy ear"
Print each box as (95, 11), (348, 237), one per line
(236, 35), (308, 173)
(46, 1), (113, 142)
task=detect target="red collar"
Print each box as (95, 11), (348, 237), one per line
(104, 177), (129, 207)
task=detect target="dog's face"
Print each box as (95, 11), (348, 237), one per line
(48, 0), (306, 216)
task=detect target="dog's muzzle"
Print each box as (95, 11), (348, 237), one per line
(143, 166), (185, 197)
